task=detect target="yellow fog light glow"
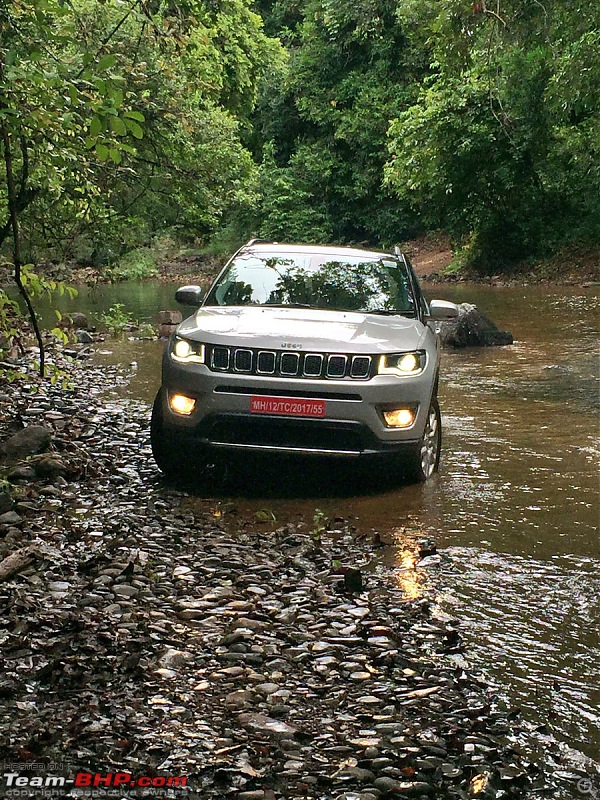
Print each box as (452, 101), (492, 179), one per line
(169, 393), (196, 415)
(383, 408), (415, 428)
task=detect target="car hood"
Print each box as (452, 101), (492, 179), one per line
(178, 306), (425, 353)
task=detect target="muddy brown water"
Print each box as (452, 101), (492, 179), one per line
(49, 281), (599, 778)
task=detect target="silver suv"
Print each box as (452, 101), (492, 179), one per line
(151, 240), (457, 483)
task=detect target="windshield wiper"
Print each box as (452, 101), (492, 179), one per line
(359, 308), (407, 316)
(261, 303), (314, 309)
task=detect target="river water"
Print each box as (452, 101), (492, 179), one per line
(48, 280), (600, 788)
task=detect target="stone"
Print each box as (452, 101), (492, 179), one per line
(76, 329), (94, 344)
(373, 777), (403, 793)
(225, 690), (255, 709)
(438, 303), (513, 347)
(159, 648), (193, 669)
(69, 312), (89, 329)
(256, 683), (280, 695)
(0, 492), (14, 513)
(158, 324), (177, 337)
(33, 455), (67, 479)
(157, 310), (182, 325)
(0, 511), (22, 526)
(1, 426), (52, 460)
(7, 464), (37, 481)
(343, 767), (376, 783)
(112, 585), (139, 598)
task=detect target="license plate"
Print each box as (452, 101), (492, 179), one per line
(250, 396), (326, 418)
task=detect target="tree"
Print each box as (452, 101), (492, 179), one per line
(1, 0), (147, 373)
(0, 0), (282, 372)
(385, 0), (600, 268)
(253, 0), (423, 246)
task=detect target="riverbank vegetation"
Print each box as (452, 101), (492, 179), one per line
(1, 0), (599, 289)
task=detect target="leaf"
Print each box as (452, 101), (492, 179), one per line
(89, 116), (103, 138)
(110, 88), (124, 109)
(124, 118), (144, 139)
(110, 116), (127, 136)
(95, 144), (109, 161)
(124, 110), (145, 122)
(97, 54), (117, 72)
(109, 148), (122, 164)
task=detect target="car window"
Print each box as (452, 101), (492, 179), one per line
(205, 252), (416, 316)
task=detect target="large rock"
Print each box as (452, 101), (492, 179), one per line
(157, 310), (182, 325)
(69, 312), (89, 329)
(1, 426), (52, 460)
(438, 303), (513, 347)
(158, 310), (182, 339)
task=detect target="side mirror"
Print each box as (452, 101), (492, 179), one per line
(175, 285), (204, 307)
(428, 299), (459, 321)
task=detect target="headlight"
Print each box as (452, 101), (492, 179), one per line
(377, 351), (426, 376)
(171, 337), (205, 364)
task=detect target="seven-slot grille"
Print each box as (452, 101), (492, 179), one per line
(208, 345), (373, 380)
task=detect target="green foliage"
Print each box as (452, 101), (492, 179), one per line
(0, 0), (283, 265)
(0, 288), (20, 360)
(386, 0), (600, 268)
(0, 265), (78, 358)
(108, 248), (158, 282)
(100, 303), (137, 336)
(1, 0), (597, 279)
(136, 322), (156, 339)
(256, 142), (334, 242)
(311, 508), (328, 545)
(253, 0), (421, 246)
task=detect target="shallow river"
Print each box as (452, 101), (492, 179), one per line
(50, 280), (599, 786)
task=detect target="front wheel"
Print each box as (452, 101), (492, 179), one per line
(405, 398), (442, 483)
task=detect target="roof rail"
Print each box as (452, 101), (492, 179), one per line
(394, 245), (408, 262)
(244, 238), (274, 247)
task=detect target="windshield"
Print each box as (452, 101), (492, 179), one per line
(204, 251), (416, 316)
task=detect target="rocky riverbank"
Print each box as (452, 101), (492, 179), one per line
(1, 354), (547, 799)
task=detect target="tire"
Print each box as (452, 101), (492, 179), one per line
(150, 392), (183, 480)
(405, 397), (442, 483)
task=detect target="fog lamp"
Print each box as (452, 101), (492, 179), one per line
(383, 408), (415, 428)
(169, 393), (196, 415)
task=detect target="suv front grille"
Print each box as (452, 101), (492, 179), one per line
(206, 346), (374, 380)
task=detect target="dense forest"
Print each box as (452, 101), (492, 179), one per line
(1, 0), (599, 282)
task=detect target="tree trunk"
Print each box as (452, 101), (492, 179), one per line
(0, 55), (45, 377)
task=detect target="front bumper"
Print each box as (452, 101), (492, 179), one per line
(159, 356), (437, 458)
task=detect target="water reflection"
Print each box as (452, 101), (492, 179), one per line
(392, 547), (425, 600)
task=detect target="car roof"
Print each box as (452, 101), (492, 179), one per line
(241, 242), (396, 261)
